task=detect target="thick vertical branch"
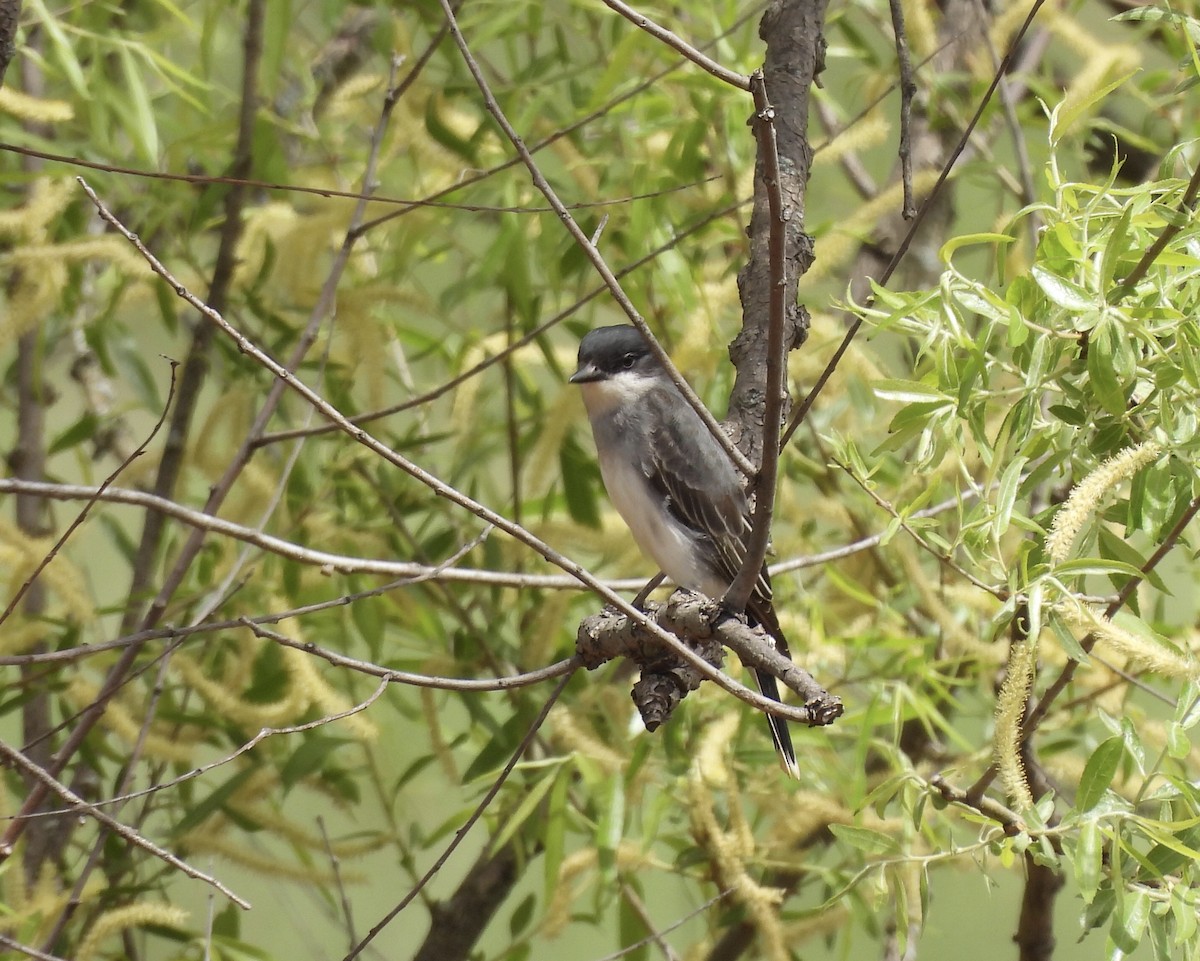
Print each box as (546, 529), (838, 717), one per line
(9, 26), (61, 888)
(0, 0), (19, 86)
(728, 0), (826, 465)
(119, 0), (264, 633)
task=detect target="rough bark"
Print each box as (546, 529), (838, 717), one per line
(728, 0), (827, 464)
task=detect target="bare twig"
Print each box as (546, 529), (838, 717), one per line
(318, 816), (359, 952)
(601, 0), (750, 90)
(0, 934), (70, 961)
(0, 480), (967, 627)
(0, 740), (250, 908)
(620, 879), (683, 961)
(832, 455), (1005, 598)
(888, 0), (916, 219)
(343, 669), (575, 960)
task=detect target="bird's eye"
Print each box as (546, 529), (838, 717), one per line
(621, 352), (638, 369)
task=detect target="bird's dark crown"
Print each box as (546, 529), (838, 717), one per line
(573, 325), (660, 379)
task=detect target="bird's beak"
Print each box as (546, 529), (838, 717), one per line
(569, 362), (603, 384)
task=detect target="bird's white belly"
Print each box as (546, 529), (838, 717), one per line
(598, 456), (728, 599)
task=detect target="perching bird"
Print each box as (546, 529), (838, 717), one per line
(569, 324), (798, 777)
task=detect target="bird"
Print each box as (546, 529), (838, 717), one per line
(569, 324), (798, 777)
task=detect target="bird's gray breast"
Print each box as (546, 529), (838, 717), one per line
(591, 411), (727, 597)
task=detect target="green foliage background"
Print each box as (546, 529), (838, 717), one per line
(3, 1), (1200, 959)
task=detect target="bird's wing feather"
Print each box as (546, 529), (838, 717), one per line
(638, 385), (772, 604)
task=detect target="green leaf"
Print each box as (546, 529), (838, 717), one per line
(1054, 69), (1142, 144)
(1076, 736), (1123, 812)
(488, 766), (561, 857)
(828, 823), (901, 856)
(1031, 265), (1093, 311)
(49, 413), (100, 455)
(560, 431), (602, 528)
(118, 45), (161, 164)
(543, 759), (571, 903)
(1112, 887), (1151, 954)
(509, 893), (536, 938)
(27, 0), (88, 97)
(1050, 614), (1091, 664)
(993, 455), (1028, 540)
(280, 734), (352, 791)
(872, 379), (952, 404)
(939, 232), (1016, 262)
(1074, 817), (1102, 903)
(1087, 320), (1129, 416)
(171, 766), (261, 837)
(1101, 205), (1134, 291)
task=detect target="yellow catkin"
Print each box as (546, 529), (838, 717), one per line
(0, 618), (47, 656)
(688, 762), (787, 961)
(542, 847), (599, 937)
(900, 0), (938, 59)
(0, 865), (105, 939)
(173, 649), (306, 727)
(549, 707), (626, 775)
(75, 903), (188, 961)
(1045, 442), (1162, 564)
(180, 826), (361, 884)
(65, 679), (199, 763)
(1062, 603), (1198, 679)
(0, 519), (95, 626)
(0, 87), (74, 123)
(694, 711), (740, 788)
(419, 687), (459, 783)
(994, 639), (1036, 810)
(278, 640), (378, 741)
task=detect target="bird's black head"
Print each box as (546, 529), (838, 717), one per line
(569, 325), (659, 384)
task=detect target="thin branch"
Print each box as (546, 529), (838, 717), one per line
(8, 680), (391, 819)
(0, 934), (70, 961)
(888, 0), (917, 219)
(591, 891), (733, 961)
(250, 622), (581, 692)
(620, 879), (682, 961)
(832, 455), (1006, 598)
(779, 0), (1050, 448)
(1108, 160), (1200, 302)
(601, 0), (750, 90)
(317, 816), (359, 952)
(0, 739), (250, 908)
(343, 669), (575, 960)
(0, 363), (176, 626)
(928, 774), (1027, 836)
(0, 481), (967, 662)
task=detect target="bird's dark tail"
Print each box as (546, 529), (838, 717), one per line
(745, 597), (799, 779)
(753, 668), (799, 779)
